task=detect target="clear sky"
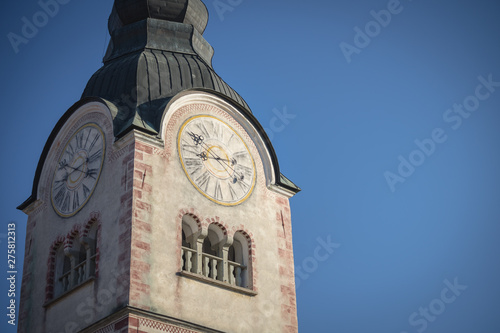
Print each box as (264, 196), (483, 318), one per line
(1, 0), (500, 332)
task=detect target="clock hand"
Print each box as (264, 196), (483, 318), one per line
(66, 165), (83, 172)
(187, 131), (204, 146)
(66, 161), (87, 178)
(196, 151), (208, 161)
(187, 130), (246, 182)
(66, 151), (102, 177)
(206, 156), (237, 166)
(197, 141), (245, 181)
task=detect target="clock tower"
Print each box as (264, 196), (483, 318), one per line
(17, 1), (300, 332)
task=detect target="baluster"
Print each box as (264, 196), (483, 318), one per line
(76, 267), (80, 284)
(235, 266), (242, 287)
(80, 266), (84, 283)
(229, 264), (235, 285)
(211, 258), (218, 279)
(186, 250), (193, 272)
(203, 256), (210, 278)
(63, 276), (68, 292)
(181, 248), (185, 270)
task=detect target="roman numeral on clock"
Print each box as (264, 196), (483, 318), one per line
(196, 171), (211, 192)
(228, 184), (238, 201)
(73, 191), (80, 211)
(179, 116), (255, 205)
(214, 180), (223, 201)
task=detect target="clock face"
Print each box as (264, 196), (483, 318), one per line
(51, 123), (105, 217)
(178, 115), (256, 206)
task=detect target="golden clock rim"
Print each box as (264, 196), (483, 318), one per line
(50, 123), (106, 218)
(177, 115), (256, 206)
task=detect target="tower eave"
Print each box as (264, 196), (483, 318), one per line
(17, 97), (118, 212)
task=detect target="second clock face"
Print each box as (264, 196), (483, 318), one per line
(178, 115), (256, 206)
(51, 123), (105, 217)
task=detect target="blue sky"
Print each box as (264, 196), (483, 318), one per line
(1, 0), (500, 332)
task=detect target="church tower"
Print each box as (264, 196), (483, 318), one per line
(17, 1), (300, 332)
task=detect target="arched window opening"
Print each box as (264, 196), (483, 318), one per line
(73, 242), (87, 286)
(229, 232), (251, 288)
(179, 217), (253, 290)
(228, 245), (236, 262)
(55, 245), (71, 297)
(182, 230), (190, 247)
(51, 222), (99, 300)
(202, 227), (223, 281)
(85, 224), (98, 279)
(181, 215), (198, 273)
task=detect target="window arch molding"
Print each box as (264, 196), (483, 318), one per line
(228, 229), (254, 289)
(46, 235), (66, 301)
(178, 211), (255, 292)
(45, 213), (101, 303)
(181, 213), (202, 249)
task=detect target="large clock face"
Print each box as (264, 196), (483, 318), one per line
(178, 115), (256, 206)
(51, 123), (105, 217)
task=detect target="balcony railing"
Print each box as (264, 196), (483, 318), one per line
(228, 260), (247, 287)
(202, 252), (223, 280)
(181, 247), (196, 273)
(181, 246), (247, 288)
(57, 255), (96, 295)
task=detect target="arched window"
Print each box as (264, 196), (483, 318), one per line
(181, 215), (198, 273)
(228, 232), (251, 288)
(179, 216), (253, 290)
(55, 245), (71, 297)
(73, 240), (87, 285)
(84, 223), (98, 279)
(201, 225), (224, 281)
(50, 221), (99, 300)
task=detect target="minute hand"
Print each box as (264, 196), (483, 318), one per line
(199, 142), (244, 180)
(206, 156), (236, 165)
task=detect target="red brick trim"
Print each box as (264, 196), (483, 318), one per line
(138, 317), (200, 332)
(45, 235), (65, 301)
(45, 212), (102, 301)
(91, 313), (204, 333)
(232, 229), (256, 291)
(65, 224), (82, 252)
(274, 198), (298, 333)
(177, 209), (203, 230)
(206, 220), (228, 236)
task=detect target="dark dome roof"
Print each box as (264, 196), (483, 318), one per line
(82, 0), (251, 138)
(114, 0), (209, 34)
(18, 0), (299, 212)
(82, 49), (251, 137)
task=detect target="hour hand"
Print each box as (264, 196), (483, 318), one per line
(188, 131), (204, 145)
(207, 156), (237, 166)
(197, 151), (208, 161)
(67, 162), (86, 174)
